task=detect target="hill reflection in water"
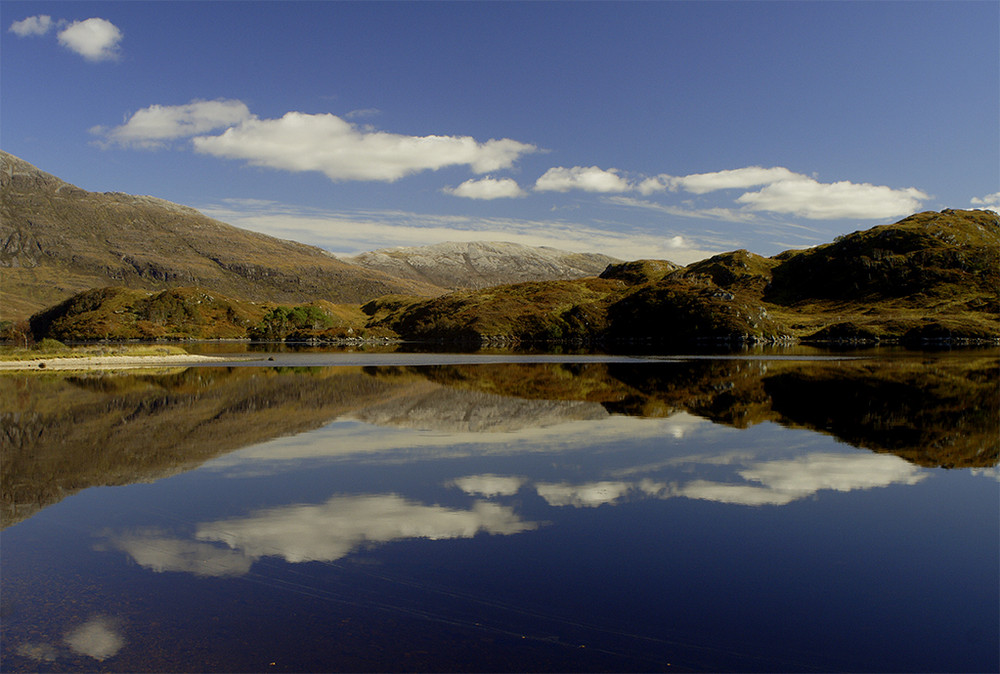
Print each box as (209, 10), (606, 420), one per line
(1, 352), (997, 672)
(2, 352), (997, 527)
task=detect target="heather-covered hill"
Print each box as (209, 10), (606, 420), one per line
(0, 151), (445, 321)
(767, 209), (1000, 306)
(367, 209), (999, 346)
(26, 286), (381, 342)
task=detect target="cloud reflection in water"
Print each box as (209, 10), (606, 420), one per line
(107, 494), (538, 577)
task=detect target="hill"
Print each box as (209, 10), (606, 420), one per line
(0, 150), (445, 321)
(367, 209), (999, 346)
(345, 241), (619, 290)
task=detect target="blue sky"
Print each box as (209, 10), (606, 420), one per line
(3, 1), (997, 263)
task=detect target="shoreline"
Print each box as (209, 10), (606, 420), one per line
(0, 353), (262, 371)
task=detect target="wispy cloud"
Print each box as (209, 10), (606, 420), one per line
(198, 199), (720, 263)
(605, 195), (761, 223)
(970, 192), (1000, 209)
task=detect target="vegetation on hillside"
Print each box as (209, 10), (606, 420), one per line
(7, 207), (999, 348)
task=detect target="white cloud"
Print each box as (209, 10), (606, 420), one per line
(668, 166), (801, 194)
(535, 480), (633, 507)
(444, 176), (526, 200)
(971, 192), (1000, 208)
(196, 494), (538, 563)
(109, 531), (253, 576)
(92, 99), (253, 149)
(738, 452), (926, 494)
(735, 177), (929, 219)
(192, 111), (537, 181)
(57, 18), (122, 61)
(63, 615), (125, 662)
(534, 166), (632, 193)
(9, 15), (53, 36)
(671, 452), (926, 506)
(636, 175), (672, 195)
(656, 165), (927, 220)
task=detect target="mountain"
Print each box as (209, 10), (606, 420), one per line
(0, 150), (445, 321)
(345, 241), (619, 290)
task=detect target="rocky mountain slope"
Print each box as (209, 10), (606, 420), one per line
(1, 151), (445, 321)
(345, 241), (619, 290)
(2, 151), (628, 322)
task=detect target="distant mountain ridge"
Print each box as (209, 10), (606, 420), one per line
(345, 241), (619, 290)
(2, 151), (619, 321)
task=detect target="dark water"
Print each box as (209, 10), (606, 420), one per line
(1, 351), (997, 672)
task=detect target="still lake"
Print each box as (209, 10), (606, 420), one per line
(1, 349), (997, 672)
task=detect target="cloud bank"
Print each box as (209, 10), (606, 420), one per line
(537, 164), (927, 220)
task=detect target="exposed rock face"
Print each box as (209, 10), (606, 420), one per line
(0, 151), (445, 320)
(345, 241), (620, 290)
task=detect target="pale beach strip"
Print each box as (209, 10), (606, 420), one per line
(0, 353), (262, 371)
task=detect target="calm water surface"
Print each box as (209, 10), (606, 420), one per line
(2, 351), (997, 672)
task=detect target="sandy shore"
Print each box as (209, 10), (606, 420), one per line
(0, 353), (261, 371)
